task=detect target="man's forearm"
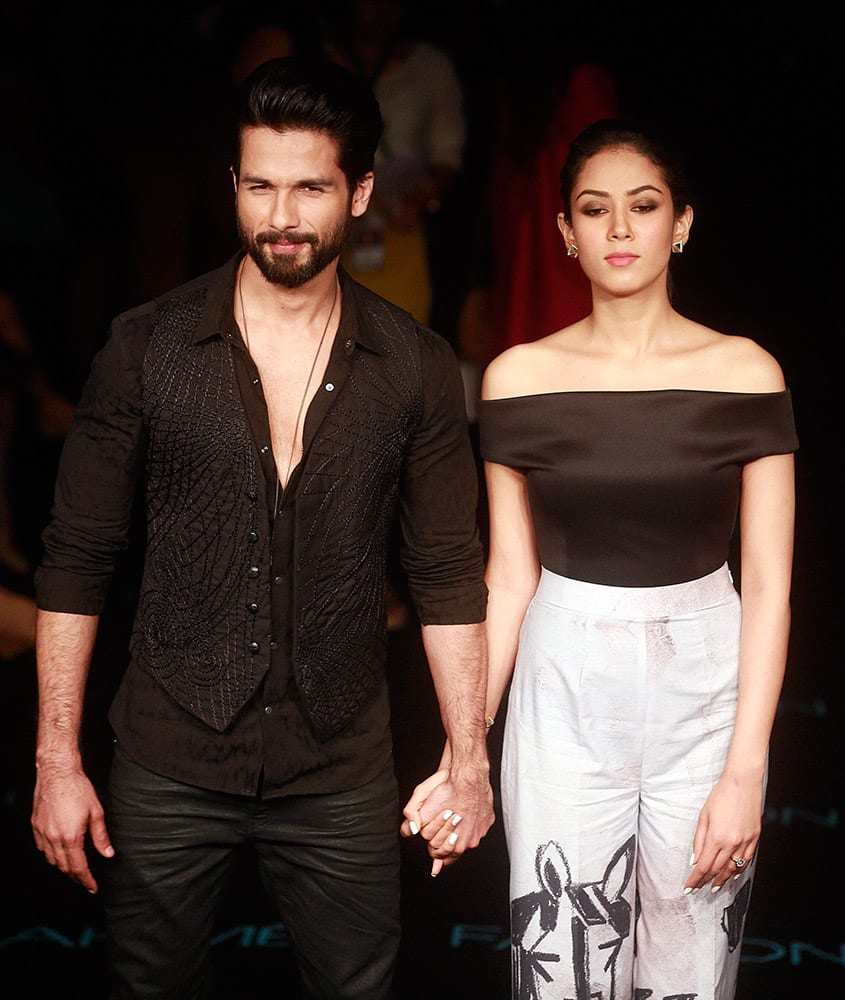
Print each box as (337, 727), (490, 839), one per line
(35, 609), (99, 769)
(411, 620), (494, 871)
(421, 620), (489, 764)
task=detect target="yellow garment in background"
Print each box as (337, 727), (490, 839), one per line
(342, 219), (431, 326)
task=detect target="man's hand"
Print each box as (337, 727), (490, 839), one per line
(31, 762), (114, 894)
(401, 758), (494, 876)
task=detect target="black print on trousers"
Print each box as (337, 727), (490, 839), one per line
(510, 834), (636, 1000)
(721, 877), (752, 952)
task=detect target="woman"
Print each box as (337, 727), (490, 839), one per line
(478, 119), (797, 999)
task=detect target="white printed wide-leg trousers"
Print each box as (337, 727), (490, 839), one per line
(502, 563), (757, 1000)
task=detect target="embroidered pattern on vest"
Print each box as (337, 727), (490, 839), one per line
(137, 288), (265, 731)
(294, 292), (423, 739)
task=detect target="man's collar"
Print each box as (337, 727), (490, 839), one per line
(336, 267), (384, 355)
(190, 252), (243, 345)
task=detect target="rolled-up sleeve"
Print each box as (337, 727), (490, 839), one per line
(398, 329), (487, 624)
(34, 309), (150, 614)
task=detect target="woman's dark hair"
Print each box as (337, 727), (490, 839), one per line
(231, 55), (384, 190)
(559, 118), (692, 222)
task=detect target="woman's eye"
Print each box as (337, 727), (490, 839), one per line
(632, 203), (657, 213)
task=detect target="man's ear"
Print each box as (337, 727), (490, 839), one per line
(351, 173), (375, 218)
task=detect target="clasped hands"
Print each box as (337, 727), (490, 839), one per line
(400, 764), (495, 877)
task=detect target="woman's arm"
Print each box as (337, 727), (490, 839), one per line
(685, 450), (795, 891)
(727, 451), (795, 779)
(483, 459), (541, 724)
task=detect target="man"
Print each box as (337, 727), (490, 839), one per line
(31, 56), (493, 998)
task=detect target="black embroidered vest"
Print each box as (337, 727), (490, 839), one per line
(132, 282), (423, 738)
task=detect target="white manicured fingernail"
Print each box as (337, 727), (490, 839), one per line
(683, 887), (693, 895)
(442, 810), (453, 820)
(448, 832), (459, 845)
(711, 884), (722, 893)
(689, 853), (696, 866)
(409, 821), (419, 835)
(451, 814), (462, 826)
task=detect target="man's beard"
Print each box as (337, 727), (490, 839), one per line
(238, 215), (351, 288)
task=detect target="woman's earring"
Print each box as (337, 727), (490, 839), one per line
(566, 244), (579, 259)
(671, 239), (684, 254)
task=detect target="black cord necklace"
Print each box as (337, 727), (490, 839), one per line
(237, 266), (339, 492)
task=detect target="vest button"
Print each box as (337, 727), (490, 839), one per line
(248, 641), (260, 654)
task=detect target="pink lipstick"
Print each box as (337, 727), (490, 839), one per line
(605, 253), (638, 267)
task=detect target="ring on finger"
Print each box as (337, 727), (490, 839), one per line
(731, 857), (746, 869)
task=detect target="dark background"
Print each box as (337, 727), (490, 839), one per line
(1, 2), (841, 996)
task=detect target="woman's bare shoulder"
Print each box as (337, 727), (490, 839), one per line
(684, 321), (786, 392)
(481, 337), (553, 399)
(482, 328), (583, 400)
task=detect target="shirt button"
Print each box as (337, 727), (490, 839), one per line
(263, 705), (273, 715)
(252, 377), (260, 385)
(247, 489), (257, 500)
(246, 601), (259, 614)
(345, 339), (353, 349)
(260, 444), (270, 454)
(248, 566), (260, 578)
(273, 575), (282, 584)
(270, 641), (278, 650)
(248, 641), (260, 654)
(248, 531), (258, 543)
(325, 382), (334, 391)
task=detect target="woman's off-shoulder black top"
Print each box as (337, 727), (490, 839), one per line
(478, 390), (798, 587)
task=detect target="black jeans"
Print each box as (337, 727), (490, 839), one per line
(103, 744), (401, 999)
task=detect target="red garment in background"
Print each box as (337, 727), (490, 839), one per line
(487, 63), (618, 353)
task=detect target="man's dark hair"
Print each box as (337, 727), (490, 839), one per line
(231, 56), (384, 190)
